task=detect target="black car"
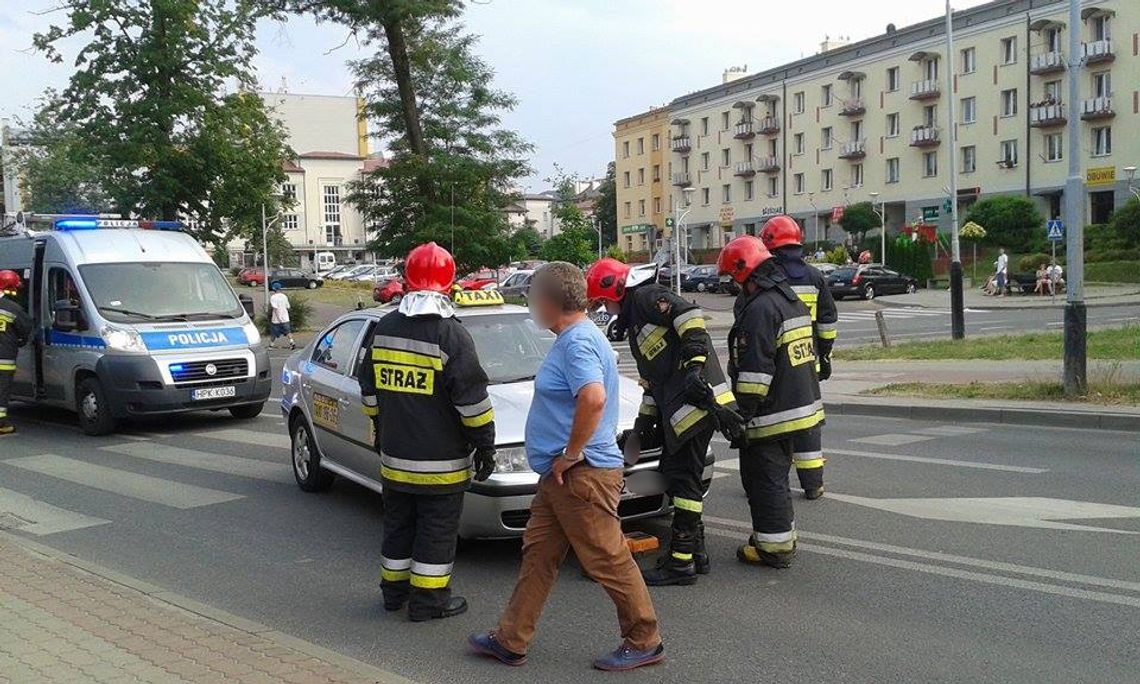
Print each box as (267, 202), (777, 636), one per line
(827, 265), (918, 300)
(681, 265), (722, 293)
(268, 268), (324, 290)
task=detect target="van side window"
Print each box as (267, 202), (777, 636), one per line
(49, 268), (86, 330)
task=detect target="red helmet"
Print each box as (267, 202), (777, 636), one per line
(717, 235), (772, 284)
(404, 242), (456, 293)
(585, 258), (631, 302)
(0, 269), (21, 293)
(759, 215), (803, 250)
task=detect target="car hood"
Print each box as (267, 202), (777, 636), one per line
(487, 375), (642, 445)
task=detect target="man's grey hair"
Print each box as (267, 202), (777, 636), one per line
(532, 261), (588, 313)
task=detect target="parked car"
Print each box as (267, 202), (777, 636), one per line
(261, 268), (324, 290)
(321, 264), (354, 280)
(498, 269), (534, 298)
(681, 265), (722, 293)
(457, 272), (499, 290)
(812, 262), (838, 277)
(326, 264), (371, 281)
(827, 265), (918, 300)
(372, 277), (405, 304)
(237, 267), (263, 286)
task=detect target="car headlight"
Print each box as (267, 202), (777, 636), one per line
(493, 445), (533, 473)
(242, 321), (261, 345)
(101, 325), (148, 353)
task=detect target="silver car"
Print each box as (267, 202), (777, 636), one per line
(280, 301), (714, 538)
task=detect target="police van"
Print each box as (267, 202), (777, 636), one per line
(0, 214), (271, 435)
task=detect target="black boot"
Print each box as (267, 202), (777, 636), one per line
(694, 522), (710, 575)
(408, 591), (468, 622)
(381, 580), (410, 612)
(642, 530), (698, 586)
(0, 417), (14, 436)
(798, 467), (825, 500)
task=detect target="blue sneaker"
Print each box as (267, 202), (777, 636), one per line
(593, 642), (665, 671)
(468, 631), (527, 667)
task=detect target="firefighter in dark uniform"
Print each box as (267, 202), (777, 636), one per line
(0, 270), (33, 436)
(717, 236), (824, 569)
(585, 258), (743, 586)
(357, 243), (496, 621)
(760, 215), (838, 499)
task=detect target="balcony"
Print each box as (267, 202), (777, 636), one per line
(1029, 50), (1065, 75)
(910, 79), (941, 100)
(671, 172), (692, 187)
(734, 161), (756, 177)
(733, 121), (755, 139)
(1029, 102), (1067, 128)
(757, 116), (780, 135)
(756, 156), (781, 173)
(1082, 39), (1115, 65)
(1080, 96), (1114, 121)
(838, 139), (866, 160)
(839, 98), (866, 117)
(670, 136), (691, 153)
(910, 125), (940, 147)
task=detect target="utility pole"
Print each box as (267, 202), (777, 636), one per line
(945, 0), (965, 340)
(261, 204), (270, 317)
(1062, 0), (1086, 396)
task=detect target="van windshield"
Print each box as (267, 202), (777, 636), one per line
(80, 262), (243, 322)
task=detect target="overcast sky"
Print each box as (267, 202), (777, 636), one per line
(1, 0), (991, 189)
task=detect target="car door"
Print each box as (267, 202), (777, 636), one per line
(880, 268), (903, 293)
(303, 318), (372, 475)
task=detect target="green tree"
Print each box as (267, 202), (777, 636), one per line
(512, 226), (544, 257)
(593, 162), (618, 246)
(963, 195), (1045, 252)
(31, 0), (291, 244)
(1107, 196), (1140, 248)
(17, 95), (109, 214)
(539, 227), (596, 266)
(838, 202), (881, 243)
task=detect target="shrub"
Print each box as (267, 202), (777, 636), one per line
(1086, 261), (1140, 284)
(825, 246), (850, 265)
(604, 244), (627, 262)
(1087, 248), (1140, 263)
(256, 294), (313, 334)
(1107, 197), (1140, 247)
(963, 195), (1044, 252)
(1018, 253), (1052, 272)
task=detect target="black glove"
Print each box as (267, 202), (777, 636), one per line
(473, 446), (496, 482)
(713, 405), (746, 444)
(818, 355), (832, 381)
(621, 414), (660, 452)
(683, 364), (712, 405)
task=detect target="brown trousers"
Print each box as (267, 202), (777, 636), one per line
(495, 465), (661, 654)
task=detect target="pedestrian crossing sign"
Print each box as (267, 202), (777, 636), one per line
(1046, 219), (1064, 241)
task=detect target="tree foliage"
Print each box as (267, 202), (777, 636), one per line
(963, 195), (1045, 252)
(512, 226), (543, 258)
(593, 162), (618, 247)
(539, 228), (596, 266)
(838, 202), (881, 242)
(17, 102), (109, 215)
(30, 0), (291, 244)
(1107, 196), (1140, 248)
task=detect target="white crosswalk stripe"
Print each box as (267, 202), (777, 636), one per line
(101, 443), (293, 484)
(194, 428), (291, 450)
(0, 487), (110, 536)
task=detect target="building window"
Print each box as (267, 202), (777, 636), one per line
(652, 164), (661, 182)
(961, 47), (976, 74)
(768, 177), (779, 197)
(1000, 139), (1019, 167)
(701, 152), (710, 170)
(653, 197), (662, 213)
(282, 213), (299, 231)
(821, 84), (833, 107)
(1091, 190), (1114, 224)
(701, 187), (710, 205)
(637, 168), (645, 185)
(1093, 71), (1112, 98)
(1000, 37), (1017, 64)
(1092, 126), (1112, 156)
(767, 139), (778, 157)
(744, 142), (754, 160)
(886, 66), (900, 92)
(961, 145), (977, 173)
(681, 156), (689, 173)
(924, 58), (938, 81)
(1044, 27), (1062, 53)
(623, 171), (631, 188)
(923, 105), (938, 127)
(793, 132), (804, 155)
(1000, 89), (1018, 118)
(923, 151), (938, 178)
(1044, 80), (1062, 102)
(821, 127), (833, 150)
(744, 180), (754, 201)
(638, 199), (646, 216)
(1045, 133), (1063, 162)
(722, 111), (730, 130)
(622, 141), (630, 158)
(721, 148), (731, 167)
(700, 117), (709, 135)
(851, 120), (863, 141)
(636, 137), (644, 155)
(886, 157), (900, 184)
(961, 97), (977, 124)
(722, 184), (731, 203)
(851, 163), (863, 188)
(623, 201), (631, 218)
(821, 168), (833, 191)
(281, 182), (297, 202)
(1091, 14), (1111, 41)
(794, 173), (805, 194)
(322, 185), (342, 244)
(886, 113), (900, 138)
(793, 91), (805, 114)
(651, 133), (660, 151)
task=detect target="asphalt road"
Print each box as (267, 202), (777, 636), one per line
(4, 361), (1139, 683)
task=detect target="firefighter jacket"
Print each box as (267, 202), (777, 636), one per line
(727, 263), (824, 443)
(622, 283), (736, 452)
(356, 291), (495, 495)
(0, 296), (32, 372)
(773, 247), (838, 359)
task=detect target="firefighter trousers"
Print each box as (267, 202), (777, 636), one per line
(379, 488), (464, 613)
(0, 369), (12, 429)
(739, 437), (797, 553)
(660, 423), (714, 559)
(792, 424), (824, 491)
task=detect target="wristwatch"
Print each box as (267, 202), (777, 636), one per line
(559, 449), (585, 465)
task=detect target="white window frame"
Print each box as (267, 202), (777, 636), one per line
(1093, 72), (1112, 99)
(793, 91), (805, 114)
(1091, 15), (1111, 42)
(767, 176), (779, 198)
(961, 47), (976, 74)
(1092, 126), (1112, 157)
(722, 184), (731, 203)
(961, 97), (977, 124)
(1045, 133), (1063, 162)
(282, 213), (299, 231)
(923, 151), (938, 178)
(821, 127), (833, 150)
(721, 148), (731, 168)
(701, 187), (710, 205)
(1001, 89), (1018, 118)
(1001, 36), (1018, 65)
(322, 184), (342, 244)
(886, 113), (900, 138)
(821, 168), (833, 192)
(821, 84), (833, 107)
(886, 66), (900, 92)
(793, 173), (805, 195)
(961, 145), (977, 174)
(851, 163), (864, 188)
(793, 133), (805, 155)
(744, 180), (755, 201)
(1000, 139), (1019, 167)
(886, 157), (900, 184)
(638, 199), (646, 216)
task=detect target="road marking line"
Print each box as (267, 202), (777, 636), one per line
(850, 433), (936, 446)
(0, 487), (110, 536)
(194, 428), (291, 450)
(908, 426), (989, 437)
(826, 447), (1048, 473)
(4, 455), (243, 509)
(978, 325), (1012, 331)
(101, 444), (292, 484)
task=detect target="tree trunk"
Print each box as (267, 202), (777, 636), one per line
(381, 13), (426, 158)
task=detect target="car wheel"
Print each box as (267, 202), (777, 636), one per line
(307, 280), (318, 289)
(606, 319), (625, 342)
(291, 417), (334, 492)
(862, 284), (876, 300)
(229, 403), (264, 420)
(906, 282), (917, 294)
(76, 377), (117, 436)
(391, 293), (403, 304)
(697, 282), (707, 292)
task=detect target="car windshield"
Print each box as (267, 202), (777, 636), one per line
(80, 262), (243, 322)
(462, 312), (555, 384)
(833, 268), (857, 279)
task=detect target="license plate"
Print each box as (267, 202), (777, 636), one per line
(191, 386), (236, 401)
(590, 310), (611, 326)
(834, 281), (846, 285)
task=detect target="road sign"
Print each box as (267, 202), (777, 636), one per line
(664, 217), (675, 228)
(943, 199), (952, 214)
(1047, 219), (1064, 241)
(922, 206), (940, 221)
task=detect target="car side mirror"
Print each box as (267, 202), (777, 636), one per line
(52, 300), (83, 332)
(239, 293), (255, 318)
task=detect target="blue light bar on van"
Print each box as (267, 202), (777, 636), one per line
(51, 217), (184, 231)
(55, 219), (99, 230)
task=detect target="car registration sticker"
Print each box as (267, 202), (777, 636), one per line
(191, 385), (236, 401)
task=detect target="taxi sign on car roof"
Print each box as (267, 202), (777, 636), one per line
(453, 289), (505, 307)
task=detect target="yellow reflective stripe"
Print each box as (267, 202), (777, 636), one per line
(638, 402), (658, 417)
(684, 355), (707, 367)
(371, 348), (443, 370)
(777, 326), (814, 347)
(672, 552), (694, 561)
(674, 497), (704, 513)
(818, 329), (838, 340)
(746, 409), (825, 439)
(794, 458), (825, 469)
(460, 409), (494, 428)
(381, 466), (470, 486)
(381, 568), (410, 582)
(410, 574), (451, 589)
(637, 325), (668, 357)
(715, 389), (736, 406)
(362, 406), (379, 417)
(672, 406), (708, 434)
(0, 364), (15, 371)
(675, 316), (706, 335)
(735, 382), (769, 396)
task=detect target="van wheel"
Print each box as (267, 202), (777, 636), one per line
(291, 417), (334, 492)
(76, 377), (117, 436)
(229, 403), (264, 420)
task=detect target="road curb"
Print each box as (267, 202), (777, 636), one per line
(0, 531), (418, 684)
(824, 398), (1140, 432)
(874, 291), (1140, 310)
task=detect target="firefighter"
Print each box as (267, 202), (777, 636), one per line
(717, 236), (824, 569)
(0, 270), (32, 436)
(759, 215), (837, 499)
(356, 242), (497, 621)
(585, 258), (743, 586)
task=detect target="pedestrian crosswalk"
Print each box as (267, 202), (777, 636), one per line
(838, 307), (987, 322)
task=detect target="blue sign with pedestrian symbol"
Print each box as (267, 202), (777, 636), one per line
(1046, 219), (1064, 241)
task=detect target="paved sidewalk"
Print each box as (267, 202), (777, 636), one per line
(877, 284), (1140, 309)
(0, 534), (410, 684)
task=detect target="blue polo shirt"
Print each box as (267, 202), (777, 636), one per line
(525, 319), (623, 476)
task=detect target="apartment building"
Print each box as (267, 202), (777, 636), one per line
(613, 107), (671, 254)
(638, 0), (1135, 253)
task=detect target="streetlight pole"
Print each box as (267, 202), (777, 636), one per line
(673, 187), (695, 295)
(1125, 166), (1140, 201)
(945, 0), (965, 340)
(808, 192), (819, 248)
(1061, 0), (1086, 397)
(262, 201), (286, 319)
(869, 191), (884, 266)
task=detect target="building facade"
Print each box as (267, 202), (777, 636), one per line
(621, 0), (1136, 254)
(613, 107), (671, 255)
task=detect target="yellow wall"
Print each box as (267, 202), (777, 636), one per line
(614, 107), (671, 255)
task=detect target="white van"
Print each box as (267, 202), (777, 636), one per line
(314, 251), (336, 275)
(0, 215), (271, 435)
